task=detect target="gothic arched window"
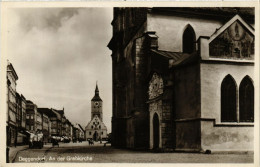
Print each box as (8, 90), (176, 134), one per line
(239, 76), (254, 122)
(221, 75), (237, 122)
(183, 25), (196, 54)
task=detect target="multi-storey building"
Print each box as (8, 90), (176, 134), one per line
(21, 95), (27, 130)
(38, 108), (52, 143)
(64, 119), (72, 139)
(77, 123), (85, 140)
(16, 93), (27, 144)
(38, 108), (61, 137)
(61, 115), (67, 136)
(16, 93), (22, 130)
(36, 109), (42, 131)
(7, 61), (19, 146)
(73, 126), (79, 140)
(42, 113), (50, 135)
(26, 100), (38, 132)
(108, 7), (255, 152)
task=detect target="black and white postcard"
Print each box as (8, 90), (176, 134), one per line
(1, 2), (259, 166)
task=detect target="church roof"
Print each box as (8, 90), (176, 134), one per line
(150, 7), (254, 24)
(85, 115), (107, 130)
(150, 49), (199, 68)
(91, 83), (102, 101)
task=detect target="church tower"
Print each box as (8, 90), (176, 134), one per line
(91, 83), (103, 121)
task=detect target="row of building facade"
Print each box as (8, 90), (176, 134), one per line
(6, 61), (85, 146)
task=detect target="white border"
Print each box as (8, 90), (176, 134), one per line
(0, 2), (259, 167)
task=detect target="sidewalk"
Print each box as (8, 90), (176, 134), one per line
(7, 145), (29, 163)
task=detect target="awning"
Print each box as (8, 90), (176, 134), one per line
(18, 132), (27, 137)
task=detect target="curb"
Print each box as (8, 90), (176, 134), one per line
(11, 147), (29, 163)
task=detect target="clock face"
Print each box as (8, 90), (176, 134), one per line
(95, 102), (99, 106)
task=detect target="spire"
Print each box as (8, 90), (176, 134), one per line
(92, 81), (102, 101)
(95, 81), (99, 94)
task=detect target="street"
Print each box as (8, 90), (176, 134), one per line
(13, 141), (253, 163)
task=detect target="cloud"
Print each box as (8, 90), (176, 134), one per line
(14, 8), (79, 32)
(7, 8), (113, 132)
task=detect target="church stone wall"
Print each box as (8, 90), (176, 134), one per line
(174, 64), (201, 119)
(133, 34), (150, 149)
(161, 98), (174, 150)
(147, 14), (222, 52)
(200, 63), (254, 121)
(175, 120), (201, 151)
(111, 19), (150, 148)
(149, 100), (162, 149)
(201, 121), (254, 151)
(200, 62), (254, 151)
(174, 63), (201, 151)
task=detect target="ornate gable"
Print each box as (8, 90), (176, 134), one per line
(148, 73), (163, 100)
(209, 15), (254, 60)
(85, 115), (107, 130)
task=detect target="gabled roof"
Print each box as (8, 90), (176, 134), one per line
(85, 115), (107, 130)
(21, 94), (26, 101)
(7, 61), (18, 80)
(38, 108), (57, 117)
(77, 123), (85, 132)
(209, 14), (254, 43)
(56, 109), (64, 115)
(151, 49), (199, 68)
(151, 49), (183, 60)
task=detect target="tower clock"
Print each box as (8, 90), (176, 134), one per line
(91, 83), (103, 121)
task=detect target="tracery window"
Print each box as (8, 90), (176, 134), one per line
(221, 75), (254, 123)
(183, 25), (196, 54)
(239, 76), (254, 122)
(221, 75), (237, 122)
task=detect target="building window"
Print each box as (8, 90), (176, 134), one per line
(89, 132), (91, 135)
(101, 132), (103, 135)
(30, 125), (34, 130)
(221, 75), (237, 122)
(26, 114), (30, 119)
(239, 76), (254, 122)
(183, 24), (196, 54)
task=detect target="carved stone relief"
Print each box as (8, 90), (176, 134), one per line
(149, 100), (162, 115)
(209, 20), (254, 59)
(148, 73), (164, 100)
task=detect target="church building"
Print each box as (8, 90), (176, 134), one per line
(108, 7), (255, 152)
(85, 84), (108, 141)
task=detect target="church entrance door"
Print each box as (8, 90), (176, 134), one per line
(93, 131), (98, 141)
(153, 113), (159, 149)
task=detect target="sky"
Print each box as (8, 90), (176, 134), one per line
(6, 8), (113, 132)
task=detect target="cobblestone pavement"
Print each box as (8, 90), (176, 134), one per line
(13, 141), (253, 163)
